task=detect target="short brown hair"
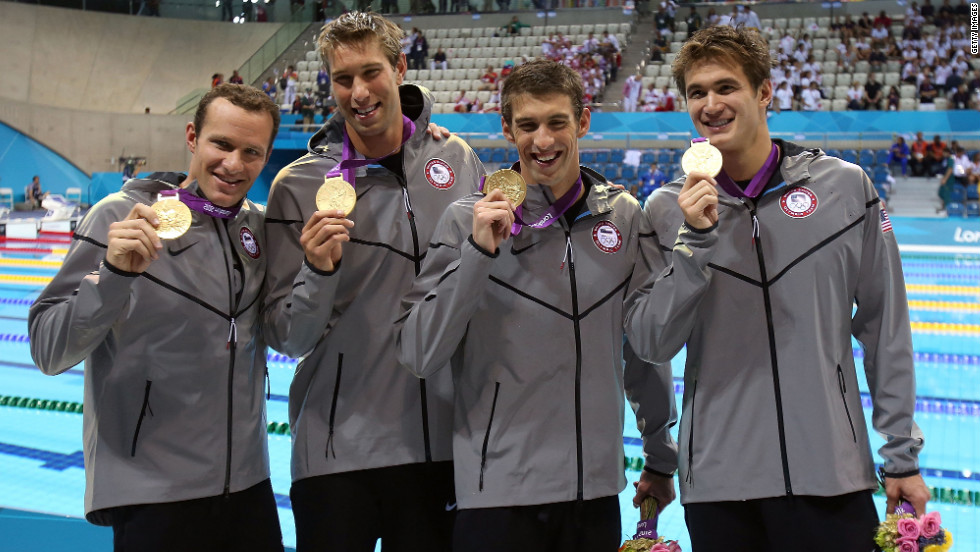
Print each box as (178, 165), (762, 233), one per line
(318, 11), (403, 70)
(501, 59), (584, 124)
(194, 83), (281, 150)
(672, 25), (772, 97)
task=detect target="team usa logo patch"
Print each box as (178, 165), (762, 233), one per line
(592, 221), (623, 253)
(779, 187), (818, 218)
(425, 158), (455, 189)
(239, 227), (260, 259)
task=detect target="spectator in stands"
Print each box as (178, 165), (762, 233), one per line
(316, 66), (330, 98)
(638, 162), (667, 202)
(887, 85), (901, 111)
(909, 131), (930, 175)
(453, 89), (481, 112)
(937, 147), (958, 205)
(863, 73), (884, 110)
(921, 0), (936, 21)
(887, 136), (910, 176)
(685, 5), (701, 39)
(262, 76), (278, 102)
(704, 6), (720, 27)
(500, 16), (529, 37)
(918, 74), (938, 108)
(601, 30), (620, 53)
(26, 176), (46, 210)
(410, 30), (428, 70)
(229, 70), (244, 85)
(653, 4), (671, 35)
(650, 29), (669, 62)
(211, 73), (224, 88)
(622, 72), (642, 112)
(480, 65), (498, 91)
(928, 134), (948, 175)
(431, 47), (448, 70)
(282, 65), (298, 109)
(743, 5), (761, 29)
(869, 46), (888, 73)
(950, 83), (971, 109)
(773, 81), (794, 113)
(874, 9), (892, 27)
(655, 84), (676, 112)
(299, 87), (316, 132)
(800, 80), (823, 111)
(847, 80), (865, 110)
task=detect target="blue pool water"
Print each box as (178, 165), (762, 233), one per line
(1, 229), (978, 552)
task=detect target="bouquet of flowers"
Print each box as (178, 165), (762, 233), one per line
(619, 497), (682, 552)
(874, 501), (953, 552)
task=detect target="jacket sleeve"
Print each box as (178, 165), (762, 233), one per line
(28, 205), (137, 375)
(852, 175), (923, 474)
(396, 199), (494, 378)
(621, 195), (678, 474)
(624, 186), (718, 364)
(261, 165), (342, 358)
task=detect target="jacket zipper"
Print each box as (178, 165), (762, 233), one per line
(326, 353), (344, 459)
(479, 382), (501, 491)
(130, 380), (153, 457)
(564, 229), (586, 502)
(685, 377), (697, 485)
(748, 203), (793, 496)
(402, 182), (432, 462)
(216, 218), (241, 498)
(837, 365), (858, 442)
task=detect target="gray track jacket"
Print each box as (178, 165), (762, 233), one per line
(29, 174), (271, 523)
(397, 169), (678, 509)
(262, 85), (483, 481)
(626, 142), (923, 504)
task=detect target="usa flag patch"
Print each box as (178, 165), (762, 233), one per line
(880, 207), (893, 233)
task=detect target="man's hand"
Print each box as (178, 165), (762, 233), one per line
(106, 203), (163, 274)
(426, 122), (453, 141)
(472, 188), (515, 253)
(885, 474), (931, 515)
(632, 469), (676, 514)
(678, 171), (718, 230)
(301, 210), (354, 273)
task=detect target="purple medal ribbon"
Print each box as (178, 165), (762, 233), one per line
(326, 115), (417, 186)
(479, 165), (583, 236)
(693, 137), (780, 199)
(160, 189), (239, 219)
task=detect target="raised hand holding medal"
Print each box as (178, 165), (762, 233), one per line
(678, 138), (721, 230)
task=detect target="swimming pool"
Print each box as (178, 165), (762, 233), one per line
(1, 226), (978, 551)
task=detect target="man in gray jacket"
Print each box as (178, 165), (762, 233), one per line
(625, 25), (930, 551)
(29, 84), (283, 551)
(261, 11), (484, 552)
(397, 58), (677, 551)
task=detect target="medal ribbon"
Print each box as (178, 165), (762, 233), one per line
(479, 166), (583, 236)
(694, 137), (780, 199)
(160, 189), (240, 219)
(326, 115), (417, 186)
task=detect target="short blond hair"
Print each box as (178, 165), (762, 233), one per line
(318, 11), (403, 70)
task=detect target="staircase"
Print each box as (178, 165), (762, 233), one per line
(885, 175), (945, 218)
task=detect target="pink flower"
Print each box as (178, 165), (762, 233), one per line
(897, 517), (921, 539)
(895, 536), (919, 552)
(666, 543), (681, 552)
(650, 545), (672, 552)
(919, 511), (942, 538)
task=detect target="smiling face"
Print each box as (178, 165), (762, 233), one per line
(185, 98), (273, 208)
(502, 92), (590, 199)
(683, 59), (772, 160)
(327, 37), (406, 151)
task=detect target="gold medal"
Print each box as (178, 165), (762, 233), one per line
(151, 198), (192, 240)
(483, 169), (527, 206)
(681, 138), (724, 177)
(316, 176), (357, 216)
